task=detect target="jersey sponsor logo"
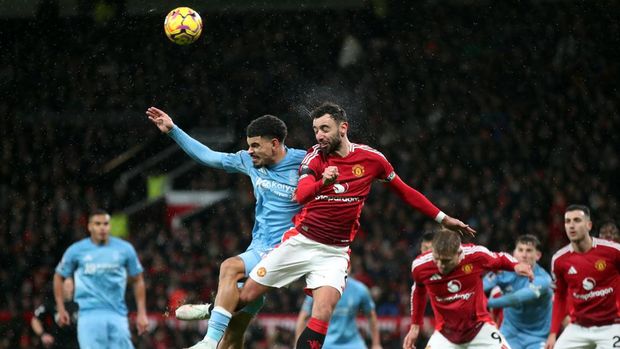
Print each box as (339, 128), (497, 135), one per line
(573, 286), (613, 301)
(314, 195), (361, 203)
(352, 164), (365, 177)
(333, 183), (349, 194)
(594, 259), (607, 271)
(568, 266), (577, 275)
(83, 262), (120, 275)
(462, 264), (474, 274)
(447, 280), (462, 293)
(255, 178), (296, 198)
(430, 273), (442, 281)
(582, 277), (596, 291)
(436, 292), (474, 302)
(256, 267), (267, 277)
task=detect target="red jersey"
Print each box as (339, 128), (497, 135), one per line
(550, 238), (620, 333)
(410, 244), (518, 344)
(293, 143), (395, 245)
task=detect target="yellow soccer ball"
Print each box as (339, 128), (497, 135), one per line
(164, 7), (203, 45)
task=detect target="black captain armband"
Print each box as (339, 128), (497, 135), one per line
(299, 165), (315, 177)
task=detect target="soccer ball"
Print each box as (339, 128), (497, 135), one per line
(164, 7), (203, 45)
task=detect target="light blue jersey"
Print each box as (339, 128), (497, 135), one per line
(56, 237), (144, 316)
(169, 126), (305, 261)
(302, 278), (375, 349)
(484, 264), (552, 349)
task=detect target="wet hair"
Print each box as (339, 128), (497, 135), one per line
(515, 234), (542, 251)
(310, 102), (348, 123)
(246, 115), (288, 143)
(432, 229), (461, 256)
(421, 231), (435, 243)
(565, 204), (591, 218)
(89, 209), (110, 221)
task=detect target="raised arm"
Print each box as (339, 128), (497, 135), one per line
(386, 175), (475, 236)
(146, 106), (227, 169)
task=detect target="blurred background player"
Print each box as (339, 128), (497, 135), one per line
(545, 205), (620, 349)
(54, 209), (148, 349)
(404, 229), (533, 349)
(294, 272), (382, 349)
(483, 234), (552, 349)
(146, 107), (306, 348)
(598, 220), (619, 243)
(30, 278), (79, 349)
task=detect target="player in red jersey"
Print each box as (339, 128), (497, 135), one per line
(403, 229), (533, 349)
(545, 205), (620, 349)
(219, 102), (475, 349)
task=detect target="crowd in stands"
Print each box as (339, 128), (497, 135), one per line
(1, 1), (618, 348)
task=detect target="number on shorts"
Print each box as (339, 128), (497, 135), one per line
(612, 335), (620, 348)
(491, 331), (502, 343)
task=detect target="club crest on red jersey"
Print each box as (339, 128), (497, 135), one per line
(352, 164), (364, 177)
(594, 259), (606, 271)
(256, 267), (267, 277)
(462, 264), (474, 274)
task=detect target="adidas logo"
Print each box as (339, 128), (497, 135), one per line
(568, 266), (577, 275)
(430, 274), (442, 281)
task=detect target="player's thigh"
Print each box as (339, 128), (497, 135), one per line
(555, 324), (596, 349)
(108, 313), (134, 349)
(426, 331), (466, 349)
(77, 312), (109, 348)
(303, 237), (349, 293)
(468, 323), (512, 349)
(219, 312), (255, 349)
(219, 255), (247, 280)
(592, 323), (620, 349)
(310, 286), (342, 320)
(248, 232), (315, 288)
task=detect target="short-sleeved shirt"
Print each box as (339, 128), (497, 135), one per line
(55, 237), (143, 315)
(33, 299), (79, 349)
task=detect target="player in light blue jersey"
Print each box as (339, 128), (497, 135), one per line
(146, 106), (306, 349)
(54, 209), (148, 349)
(294, 276), (382, 349)
(483, 234), (552, 349)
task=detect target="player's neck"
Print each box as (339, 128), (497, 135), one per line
(272, 145), (287, 164)
(333, 138), (351, 157)
(571, 235), (593, 253)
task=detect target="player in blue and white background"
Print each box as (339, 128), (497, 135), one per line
(54, 209), (149, 348)
(294, 275), (383, 349)
(146, 106), (307, 349)
(483, 234), (552, 349)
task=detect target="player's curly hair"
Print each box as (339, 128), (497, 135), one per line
(246, 115), (288, 143)
(310, 102), (347, 123)
(432, 229), (461, 256)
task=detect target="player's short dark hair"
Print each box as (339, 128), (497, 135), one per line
(246, 115), (288, 143)
(310, 102), (348, 123)
(432, 229), (461, 256)
(89, 209), (110, 220)
(421, 231), (435, 243)
(565, 204), (591, 218)
(515, 234), (542, 251)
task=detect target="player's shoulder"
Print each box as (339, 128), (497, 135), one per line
(347, 277), (369, 292)
(462, 244), (493, 257)
(551, 244), (573, 264)
(593, 237), (620, 253)
(68, 238), (91, 250)
(288, 148), (308, 162)
(411, 251), (435, 273)
(351, 143), (388, 160)
(109, 237), (136, 250)
(301, 145), (322, 165)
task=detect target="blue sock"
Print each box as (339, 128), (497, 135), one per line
(204, 306), (232, 343)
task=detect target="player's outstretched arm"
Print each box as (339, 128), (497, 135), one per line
(513, 262), (534, 281)
(386, 175), (475, 236)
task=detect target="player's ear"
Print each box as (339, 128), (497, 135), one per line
(340, 121), (348, 137)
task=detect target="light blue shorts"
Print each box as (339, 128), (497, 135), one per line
(238, 248), (267, 315)
(78, 309), (133, 349)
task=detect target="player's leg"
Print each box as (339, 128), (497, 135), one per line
(554, 324), (595, 349)
(218, 311), (256, 349)
(77, 311), (110, 348)
(592, 323), (620, 349)
(176, 256), (246, 321)
(425, 330), (466, 349)
(467, 323), (511, 349)
(295, 237), (349, 349)
(108, 312), (134, 349)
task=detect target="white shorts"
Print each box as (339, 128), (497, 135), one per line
(426, 323), (512, 349)
(555, 323), (620, 349)
(248, 230), (349, 294)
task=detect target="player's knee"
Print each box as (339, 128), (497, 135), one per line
(219, 258), (244, 281)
